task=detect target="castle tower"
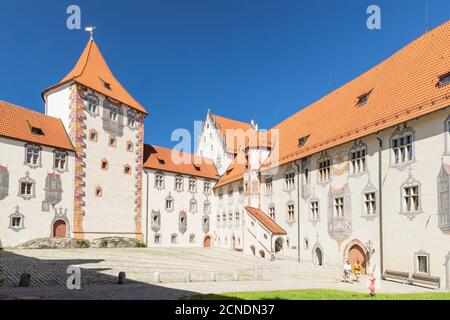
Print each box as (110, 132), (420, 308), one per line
(42, 38), (148, 241)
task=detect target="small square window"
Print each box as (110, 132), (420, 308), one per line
(124, 165), (132, 175)
(89, 130), (98, 142)
(109, 136), (116, 147)
(101, 160), (108, 171)
(126, 142), (133, 152)
(95, 187), (103, 197)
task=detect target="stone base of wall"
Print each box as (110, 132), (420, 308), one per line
(7, 237), (146, 250)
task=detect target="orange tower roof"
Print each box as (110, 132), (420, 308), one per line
(43, 39), (147, 114)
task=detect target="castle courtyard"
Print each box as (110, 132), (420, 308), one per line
(0, 248), (438, 300)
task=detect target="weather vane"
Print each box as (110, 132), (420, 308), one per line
(84, 26), (96, 40)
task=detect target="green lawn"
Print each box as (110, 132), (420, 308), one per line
(186, 289), (450, 300)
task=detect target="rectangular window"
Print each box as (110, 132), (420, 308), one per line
(265, 177), (273, 194)
(175, 176), (183, 191)
(318, 158), (331, 182)
(364, 192), (377, 215)
(109, 136), (116, 147)
(188, 178), (197, 192)
(393, 134), (413, 164)
(228, 187), (233, 197)
(235, 212), (240, 224)
(204, 181), (211, 194)
(89, 130), (98, 142)
(20, 182), (33, 196)
(11, 216), (22, 227)
(155, 173), (164, 189)
(310, 201), (319, 220)
(350, 148), (367, 174)
(287, 204), (295, 222)
(303, 168), (310, 186)
(154, 235), (161, 244)
(269, 206), (275, 220)
(218, 188), (223, 199)
(165, 198), (173, 210)
(127, 112), (136, 127)
(334, 197), (344, 218)
(54, 152), (67, 170)
(26, 146), (40, 165)
(109, 106), (118, 121)
(171, 234), (178, 244)
(285, 172), (295, 190)
(87, 97), (98, 114)
(190, 201), (197, 213)
(417, 255), (429, 274)
(404, 185), (419, 212)
(204, 201), (210, 213)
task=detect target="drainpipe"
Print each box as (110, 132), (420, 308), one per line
(145, 170), (150, 247)
(374, 133), (384, 275)
(294, 160), (301, 263)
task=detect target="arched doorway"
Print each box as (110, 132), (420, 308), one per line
(53, 220), (67, 238)
(314, 247), (323, 266)
(203, 235), (212, 248)
(274, 237), (283, 253)
(348, 244), (367, 274)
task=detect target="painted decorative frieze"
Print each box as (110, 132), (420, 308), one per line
(0, 165), (9, 200)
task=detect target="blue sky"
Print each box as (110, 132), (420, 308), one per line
(0, 0), (449, 149)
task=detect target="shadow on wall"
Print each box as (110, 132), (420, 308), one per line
(0, 250), (201, 300)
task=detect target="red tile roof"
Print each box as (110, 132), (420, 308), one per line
(245, 206), (287, 235)
(261, 20), (450, 170)
(0, 101), (74, 151)
(212, 114), (254, 153)
(144, 144), (218, 179)
(43, 40), (147, 114)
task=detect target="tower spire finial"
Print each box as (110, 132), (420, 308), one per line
(84, 26), (96, 40)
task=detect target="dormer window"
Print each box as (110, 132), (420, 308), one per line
(100, 78), (112, 90)
(357, 91), (372, 106)
(31, 127), (44, 136)
(439, 73), (450, 87)
(158, 159), (165, 165)
(298, 135), (310, 147)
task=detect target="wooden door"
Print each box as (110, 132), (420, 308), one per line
(53, 220), (67, 238)
(348, 245), (367, 274)
(203, 236), (211, 248)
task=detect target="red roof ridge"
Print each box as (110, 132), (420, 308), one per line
(245, 206), (287, 235)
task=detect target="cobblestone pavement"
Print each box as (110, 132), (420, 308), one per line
(0, 248), (440, 300)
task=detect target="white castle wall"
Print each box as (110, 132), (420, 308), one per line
(143, 169), (216, 247)
(0, 137), (75, 248)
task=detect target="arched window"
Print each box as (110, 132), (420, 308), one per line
(179, 211), (187, 234)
